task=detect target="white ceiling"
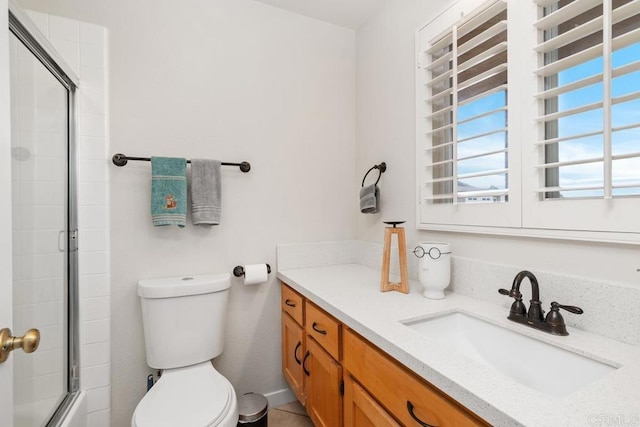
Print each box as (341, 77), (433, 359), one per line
(252, 0), (389, 29)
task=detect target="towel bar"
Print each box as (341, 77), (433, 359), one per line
(112, 153), (251, 172)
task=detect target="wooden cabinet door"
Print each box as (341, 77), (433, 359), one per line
(344, 329), (489, 427)
(305, 337), (343, 427)
(344, 375), (401, 427)
(282, 312), (306, 405)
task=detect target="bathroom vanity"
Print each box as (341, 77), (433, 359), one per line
(278, 263), (640, 427)
(281, 281), (487, 426)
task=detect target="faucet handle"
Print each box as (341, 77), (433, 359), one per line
(545, 302), (583, 336)
(498, 288), (522, 299)
(499, 289), (526, 318)
(550, 302), (583, 315)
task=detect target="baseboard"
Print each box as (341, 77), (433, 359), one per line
(263, 387), (296, 409)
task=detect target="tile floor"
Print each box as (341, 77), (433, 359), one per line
(268, 401), (313, 426)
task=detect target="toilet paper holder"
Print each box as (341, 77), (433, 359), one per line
(233, 264), (271, 278)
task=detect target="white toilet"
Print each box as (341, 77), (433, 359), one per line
(132, 273), (239, 427)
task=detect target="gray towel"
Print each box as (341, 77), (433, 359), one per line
(190, 159), (221, 225)
(360, 184), (380, 214)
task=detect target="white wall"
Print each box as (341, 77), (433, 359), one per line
(17, 1), (356, 426)
(355, 0), (640, 286)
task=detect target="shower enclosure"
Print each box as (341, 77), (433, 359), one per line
(5, 4), (80, 426)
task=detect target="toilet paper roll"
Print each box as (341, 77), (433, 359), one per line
(243, 264), (268, 285)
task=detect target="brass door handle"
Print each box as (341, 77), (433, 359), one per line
(0, 328), (40, 363)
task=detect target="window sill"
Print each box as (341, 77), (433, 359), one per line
(418, 223), (640, 245)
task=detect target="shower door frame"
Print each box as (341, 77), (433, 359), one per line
(8, 2), (81, 425)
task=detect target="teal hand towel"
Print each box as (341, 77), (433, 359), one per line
(151, 157), (187, 227)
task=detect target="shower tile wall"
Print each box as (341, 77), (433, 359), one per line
(10, 24), (68, 426)
(24, 11), (111, 427)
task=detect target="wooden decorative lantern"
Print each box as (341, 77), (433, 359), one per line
(380, 221), (409, 294)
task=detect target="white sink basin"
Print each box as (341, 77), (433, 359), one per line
(402, 312), (617, 397)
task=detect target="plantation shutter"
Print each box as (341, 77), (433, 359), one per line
(423, 0), (509, 205)
(534, 0), (640, 199)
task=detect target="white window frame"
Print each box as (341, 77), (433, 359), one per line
(416, 0), (640, 244)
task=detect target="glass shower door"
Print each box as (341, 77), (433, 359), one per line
(9, 31), (70, 427)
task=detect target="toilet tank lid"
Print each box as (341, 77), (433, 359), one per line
(138, 273), (231, 299)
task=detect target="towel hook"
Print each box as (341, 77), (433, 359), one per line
(361, 162), (387, 187)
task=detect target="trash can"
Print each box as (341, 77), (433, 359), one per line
(237, 392), (268, 427)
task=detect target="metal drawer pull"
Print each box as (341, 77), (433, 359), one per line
(302, 351), (311, 376)
(312, 322), (327, 335)
(294, 341), (302, 365)
(407, 401), (437, 427)
(285, 299), (296, 307)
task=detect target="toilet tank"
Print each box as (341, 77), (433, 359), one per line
(138, 273), (231, 369)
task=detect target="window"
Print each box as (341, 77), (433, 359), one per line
(426, 1), (508, 205)
(417, 0), (640, 240)
(536, 0), (640, 199)
(417, 0), (520, 228)
(525, 0), (640, 234)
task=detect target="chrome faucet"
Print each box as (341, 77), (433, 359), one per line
(499, 271), (583, 336)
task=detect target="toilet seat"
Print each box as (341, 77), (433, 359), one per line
(132, 362), (237, 427)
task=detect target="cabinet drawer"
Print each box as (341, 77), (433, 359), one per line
(344, 329), (488, 427)
(305, 301), (341, 361)
(281, 283), (304, 325)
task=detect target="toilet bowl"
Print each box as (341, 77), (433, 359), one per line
(132, 362), (238, 427)
(132, 274), (239, 427)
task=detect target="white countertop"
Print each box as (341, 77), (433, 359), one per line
(278, 264), (640, 427)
